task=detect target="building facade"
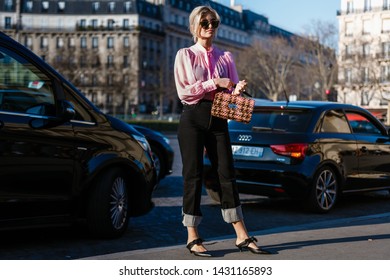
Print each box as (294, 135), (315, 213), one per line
(338, 0), (390, 119)
(0, 0), (294, 118)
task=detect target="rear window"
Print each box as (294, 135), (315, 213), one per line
(229, 109), (312, 133)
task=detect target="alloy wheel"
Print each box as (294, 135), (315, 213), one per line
(110, 176), (128, 230)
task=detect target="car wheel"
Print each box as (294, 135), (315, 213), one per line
(307, 166), (338, 213)
(151, 145), (165, 180)
(86, 168), (129, 238)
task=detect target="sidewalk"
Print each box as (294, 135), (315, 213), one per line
(83, 212), (390, 260)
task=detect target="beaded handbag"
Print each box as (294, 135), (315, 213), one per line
(211, 92), (255, 124)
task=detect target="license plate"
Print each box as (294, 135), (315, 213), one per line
(232, 145), (263, 157)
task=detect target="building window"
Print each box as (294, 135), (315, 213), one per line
(68, 56), (76, 67)
(346, 1), (354, 13)
(4, 17), (12, 29)
(93, 55), (100, 67)
(91, 19), (98, 29)
(345, 44), (353, 59)
(108, 2), (115, 13)
(361, 92), (369, 106)
(385, 0), (390, 10)
(68, 38), (75, 48)
(80, 56), (87, 67)
(107, 55), (114, 68)
(4, 0), (14, 11)
(56, 37), (64, 48)
(383, 18), (390, 33)
(123, 56), (129, 68)
(40, 37), (48, 49)
(80, 74), (88, 86)
(25, 1), (33, 12)
(123, 75), (129, 85)
(123, 19), (129, 29)
(79, 19), (86, 29)
(381, 65), (390, 82)
(345, 68), (352, 84)
(25, 36), (33, 48)
(362, 68), (370, 84)
(363, 43), (370, 58)
(382, 42), (390, 58)
(92, 37), (99, 48)
(42, 1), (49, 12)
(123, 36), (130, 48)
(124, 1), (132, 13)
(80, 37), (87, 48)
(92, 2), (100, 13)
(107, 37), (114, 49)
(363, 20), (371, 34)
(107, 19), (115, 30)
(58, 1), (65, 12)
(92, 75), (98, 86)
(345, 21), (353, 36)
(107, 75), (114, 86)
(364, 0), (372, 12)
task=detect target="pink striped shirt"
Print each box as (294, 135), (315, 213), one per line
(174, 43), (239, 105)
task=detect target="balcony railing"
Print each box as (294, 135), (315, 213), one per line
(338, 6), (390, 16)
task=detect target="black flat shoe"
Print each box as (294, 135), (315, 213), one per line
(236, 236), (272, 255)
(186, 238), (212, 257)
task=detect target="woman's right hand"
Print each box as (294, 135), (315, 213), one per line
(214, 78), (234, 90)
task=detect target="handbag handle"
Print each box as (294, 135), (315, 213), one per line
(242, 91), (252, 98)
(232, 83), (252, 98)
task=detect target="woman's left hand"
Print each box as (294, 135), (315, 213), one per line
(232, 80), (247, 95)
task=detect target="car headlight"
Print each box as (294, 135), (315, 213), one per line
(133, 134), (151, 152)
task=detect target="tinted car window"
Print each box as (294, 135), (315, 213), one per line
(64, 86), (94, 122)
(320, 109), (351, 133)
(230, 109), (312, 133)
(346, 112), (382, 135)
(0, 46), (55, 115)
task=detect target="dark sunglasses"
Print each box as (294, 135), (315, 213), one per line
(200, 19), (220, 29)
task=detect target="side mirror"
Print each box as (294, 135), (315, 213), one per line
(30, 100), (76, 129)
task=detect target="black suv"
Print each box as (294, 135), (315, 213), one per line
(0, 32), (157, 238)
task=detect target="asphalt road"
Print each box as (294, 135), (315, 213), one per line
(1, 134), (389, 260)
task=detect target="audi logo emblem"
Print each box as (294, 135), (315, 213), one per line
(238, 135), (252, 141)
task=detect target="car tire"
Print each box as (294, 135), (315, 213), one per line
(151, 145), (165, 181)
(307, 166), (339, 213)
(86, 168), (129, 238)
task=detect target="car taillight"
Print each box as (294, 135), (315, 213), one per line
(270, 143), (308, 160)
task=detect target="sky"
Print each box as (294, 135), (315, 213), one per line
(217, 0), (341, 35)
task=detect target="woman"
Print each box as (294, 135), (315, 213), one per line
(174, 5), (271, 257)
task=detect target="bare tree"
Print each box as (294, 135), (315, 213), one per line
(237, 36), (297, 101)
(298, 20), (339, 101)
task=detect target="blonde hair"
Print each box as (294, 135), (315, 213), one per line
(189, 6), (220, 43)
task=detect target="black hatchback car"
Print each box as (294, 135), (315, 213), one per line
(0, 32), (156, 238)
(204, 101), (390, 213)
